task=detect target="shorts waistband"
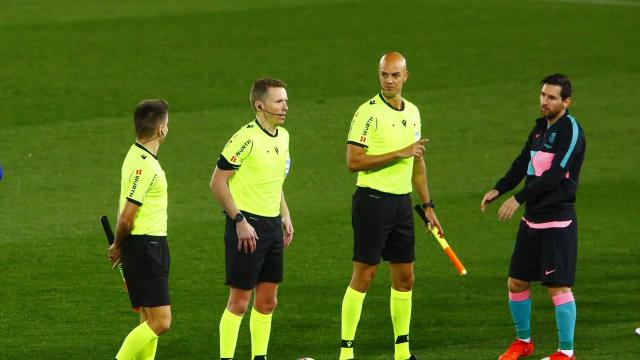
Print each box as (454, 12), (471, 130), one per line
(128, 235), (167, 241)
(224, 210), (280, 221)
(355, 186), (410, 198)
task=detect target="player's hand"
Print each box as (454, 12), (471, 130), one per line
(236, 220), (258, 253)
(398, 139), (428, 158)
(480, 189), (500, 213)
(424, 207), (443, 236)
(497, 196), (520, 221)
(281, 215), (294, 248)
(108, 243), (121, 268)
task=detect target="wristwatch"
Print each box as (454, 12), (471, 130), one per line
(233, 212), (245, 224)
(422, 200), (435, 209)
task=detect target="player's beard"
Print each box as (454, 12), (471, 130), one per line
(541, 106), (560, 120)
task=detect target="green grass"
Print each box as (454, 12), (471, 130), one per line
(1, 0), (639, 358)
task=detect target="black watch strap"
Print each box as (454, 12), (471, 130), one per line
(422, 200), (435, 209)
(233, 212), (245, 224)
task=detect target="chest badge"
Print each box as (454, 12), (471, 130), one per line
(401, 119), (407, 127)
(274, 146), (279, 154)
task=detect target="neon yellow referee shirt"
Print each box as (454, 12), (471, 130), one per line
(220, 120), (290, 217)
(347, 93), (421, 194)
(119, 143), (168, 236)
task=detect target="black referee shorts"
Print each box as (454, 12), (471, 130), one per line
(121, 235), (171, 309)
(224, 211), (283, 290)
(509, 216), (577, 286)
(352, 187), (415, 265)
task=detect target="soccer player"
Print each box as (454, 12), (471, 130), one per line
(210, 78), (293, 360)
(481, 74), (586, 360)
(340, 52), (442, 360)
(108, 99), (172, 360)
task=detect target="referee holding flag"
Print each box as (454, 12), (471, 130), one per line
(108, 99), (171, 360)
(340, 52), (442, 360)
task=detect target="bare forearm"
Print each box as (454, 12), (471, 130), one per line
(348, 150), (401, 172)
(113, 220), (132, 248)
(210, 168), (242, 217)
(211, 181), (240, 217)
(412, 158), (431, 203)
(280, 191), (290, 218)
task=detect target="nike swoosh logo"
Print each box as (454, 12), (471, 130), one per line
(545, 269), (556, 275)
(535, 133), (541, 138)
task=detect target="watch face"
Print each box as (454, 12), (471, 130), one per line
(234, 213), (244, 222)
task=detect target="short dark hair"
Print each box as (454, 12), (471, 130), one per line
(250, 78), (287, 109)
(541, 74), (572, 100)
(134, 99), (169, 138)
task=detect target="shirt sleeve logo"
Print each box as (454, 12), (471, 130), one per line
(362, 116), (374, 136)
(129, 170), (142, 197)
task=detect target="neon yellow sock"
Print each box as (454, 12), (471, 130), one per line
(219, 309), (243, 359)
(135, 337), (157, 360)
(340, 287), (366, 360)
(390, 288), (412, 360)
(116, 322), (158, 360)
(250, 308), (273, 359)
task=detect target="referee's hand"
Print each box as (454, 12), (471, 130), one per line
(398, 139), (428, 158)
(108, 243), (121, 268)
(236, 220), (258, 253)
(282, 216), (294, 248)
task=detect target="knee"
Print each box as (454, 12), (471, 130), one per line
(255, 297), (277, 314)
(351, 268), (376, 292)
(228, 297), (250, 315)
(395, 273), (414, 291)
(148, 316), (171, 335)
(507, 278), (530, 293)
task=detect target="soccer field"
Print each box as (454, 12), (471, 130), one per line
(1, 0), (638, 358)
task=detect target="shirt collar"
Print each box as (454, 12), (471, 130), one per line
(134, 142), (158, 159)
(254, 119), (278, 138)
(378, 93), (405, 112)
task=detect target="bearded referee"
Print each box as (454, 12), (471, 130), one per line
(340, 52), (442, 360)
(210, 78), (293, 360)
(108, 99), (171, 360)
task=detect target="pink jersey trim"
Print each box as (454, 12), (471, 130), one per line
(531, 151), (554, 176)
(522, 217), (572, 229)
(509, 289), (531, 302)
(552, 291), (575, 306)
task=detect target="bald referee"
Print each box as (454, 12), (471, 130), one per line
(210, 78), (293, 360)
(108, 99), (171, 360)
(339, 52), (442, 360)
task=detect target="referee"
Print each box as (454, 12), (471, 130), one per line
(481, 74), (585, 360)
(108, 99), (171, 360)
(210, 78), (293, 360)
(340, 52), (442, 360)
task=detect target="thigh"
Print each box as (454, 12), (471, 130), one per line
(383, 196), (415, 263)
(224, 217), (267, 290)
(122, 237), (171, 309)
(539, 219), (577, 286)
(258, 218), (284, 284)
(508, 221), (540, 282)
(352, 188), (394, 265)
